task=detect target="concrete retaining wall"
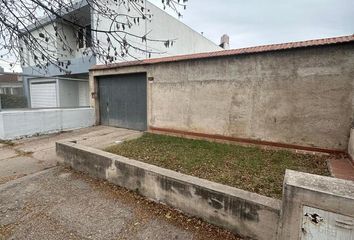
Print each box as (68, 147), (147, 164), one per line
(349, 128), (354, 161)
(0, 108), (95, 140)
(91, 43), (354, 151)
(56, 141), (281, 240)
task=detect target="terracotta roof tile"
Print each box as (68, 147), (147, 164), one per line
(0, 74), (20, 82)
(91, 35), (354, 71)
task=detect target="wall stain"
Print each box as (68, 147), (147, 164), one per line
(158, 176), (193, 198)
(195, 188), (260, 222)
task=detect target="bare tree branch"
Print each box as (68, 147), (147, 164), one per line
(0, 0), (187, 73)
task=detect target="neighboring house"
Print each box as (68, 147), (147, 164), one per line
(0, 69), (23, 96)
(28, 77), (90, 108)
(21, 0), (222, 109)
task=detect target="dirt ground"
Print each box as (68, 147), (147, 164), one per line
(0, 167), (241, 240)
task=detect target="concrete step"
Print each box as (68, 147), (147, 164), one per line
(329, 157), (354, 181)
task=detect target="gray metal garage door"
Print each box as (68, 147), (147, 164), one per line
(98, 73), (147, 131)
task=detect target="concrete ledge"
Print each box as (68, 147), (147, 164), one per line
(56, 140), (281, 240)
(348, 128), (354, 162)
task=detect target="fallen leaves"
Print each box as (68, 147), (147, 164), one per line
(106, 133), (331, 199)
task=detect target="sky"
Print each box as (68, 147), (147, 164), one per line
(1, 0), (353, 72)
(150, 0), (354, 48)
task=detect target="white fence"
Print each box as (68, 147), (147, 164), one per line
(0, 108), (95, 140)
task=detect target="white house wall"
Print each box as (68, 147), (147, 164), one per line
(145, 2), (221, 56)
(0, 114), (4, 139)
(58, 80), (79, 107)
(93, 0), (221, 64)
(23, 24), (58, 68)
(58, 80), (90, 107)
(56, 22), (77, 60)
(78, 81), (90, 106)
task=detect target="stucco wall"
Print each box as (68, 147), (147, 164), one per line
(349, 129), (354, 160)
(0, 108), (95, 140)
(91, 43), (354, 151)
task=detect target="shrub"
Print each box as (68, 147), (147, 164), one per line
(0, 94), (27, 109)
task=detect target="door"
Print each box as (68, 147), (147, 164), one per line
(301, 206), (354, 239)
(30, 81), (58, 108)
(98, 73), (147, 131)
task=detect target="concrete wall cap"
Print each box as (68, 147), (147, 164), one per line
(284, 169), (354, 200)
(60, 141), (282, 211)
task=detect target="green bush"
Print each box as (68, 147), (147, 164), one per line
(0, 94), (27, 109)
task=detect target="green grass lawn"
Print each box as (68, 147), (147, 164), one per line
(105, 133), (330, 199)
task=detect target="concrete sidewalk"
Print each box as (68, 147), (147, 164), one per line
(0, 167), (239, 240)
(0, 126), (142, 184)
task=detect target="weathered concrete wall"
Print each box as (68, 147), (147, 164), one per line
(278, 170), (354, 240)
(91, 43), (354, 151)
(57, 141), (281, 240)
(0, 108), (95, 140)
(349, 128), (354, 161)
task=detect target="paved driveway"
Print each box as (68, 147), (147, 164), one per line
(0, 127), (240, 240)
(0, 126), (142, 185)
